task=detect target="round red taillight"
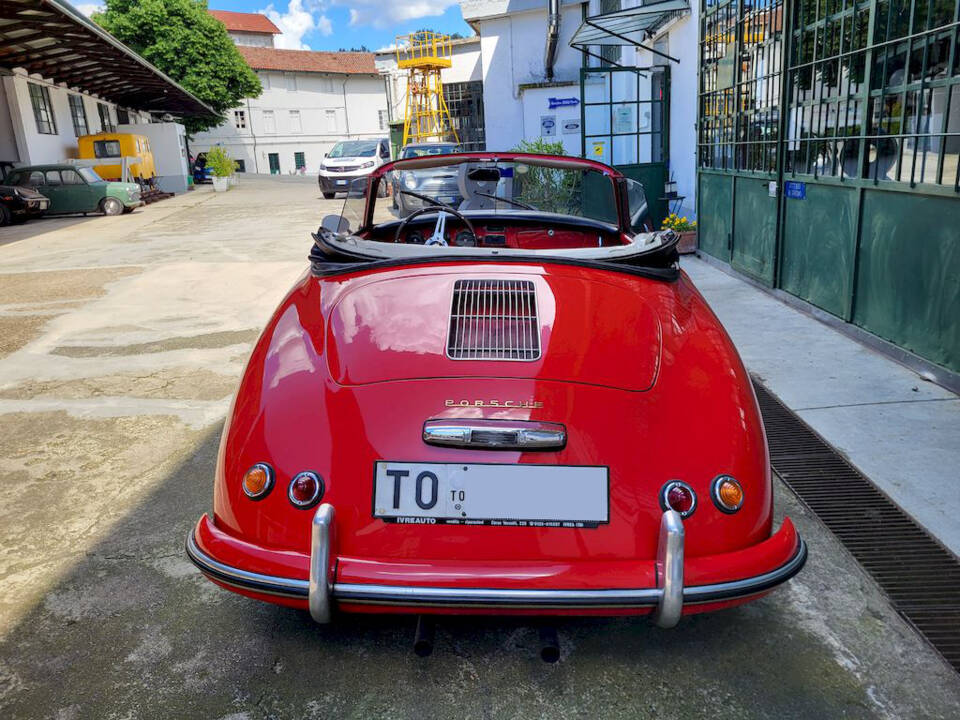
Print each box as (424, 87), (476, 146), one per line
(242, 463), (274, 500)
(660, 480), (697, 518)
(288, 471), (324, 509)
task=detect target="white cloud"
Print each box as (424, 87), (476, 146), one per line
(259, 0), (333, 50)
(72, 2), (104, 16)
(338, 1), (459, 29)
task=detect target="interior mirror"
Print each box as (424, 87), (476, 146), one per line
(467, 167), (501, 183)
(321, 214), (350, 234)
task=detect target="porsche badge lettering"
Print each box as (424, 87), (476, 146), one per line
(445, 399), (544, 409)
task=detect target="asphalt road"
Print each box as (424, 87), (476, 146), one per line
(0, 176), (958, 719)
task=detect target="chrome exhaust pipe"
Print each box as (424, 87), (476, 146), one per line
(413, 616), (435, 657)
(538, 626), (560, 663)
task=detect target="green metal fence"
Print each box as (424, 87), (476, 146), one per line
(698, 0), (960, 373)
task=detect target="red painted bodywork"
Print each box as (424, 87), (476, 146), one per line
(193, 154), (801, 617)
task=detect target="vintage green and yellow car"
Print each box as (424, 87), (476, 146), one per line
(4, 164), (143, 216)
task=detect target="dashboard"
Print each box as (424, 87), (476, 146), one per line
(369, 216), (625, 251)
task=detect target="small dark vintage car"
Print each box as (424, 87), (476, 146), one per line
(0, 182), (50, 226)
(4, 164), (143, 216)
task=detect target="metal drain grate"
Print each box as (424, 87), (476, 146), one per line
(753, 379), (960, 674)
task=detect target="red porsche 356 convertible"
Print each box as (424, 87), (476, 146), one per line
(187, 153), (805, 640)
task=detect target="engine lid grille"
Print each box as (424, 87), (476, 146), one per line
(447, 279), (540, 361)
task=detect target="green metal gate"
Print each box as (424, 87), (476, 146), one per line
(582, 66), (671, 227)
(698, 0), (960, 373)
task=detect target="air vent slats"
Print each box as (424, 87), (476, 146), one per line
(447, 279), (540, 361)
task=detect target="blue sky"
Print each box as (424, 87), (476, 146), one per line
(74, 2), (473, 52)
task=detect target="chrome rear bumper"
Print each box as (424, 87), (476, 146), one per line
(186, 505), (807, 626)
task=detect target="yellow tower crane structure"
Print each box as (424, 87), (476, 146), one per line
(396, 31), (459, 147)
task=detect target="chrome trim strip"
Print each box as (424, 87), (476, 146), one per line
(652, 510), (684, 628)
(309, 504), (335, 623)
(186, 523), (806, 613)
(423, 420), (566, 450)
(185, 529), (308, 598)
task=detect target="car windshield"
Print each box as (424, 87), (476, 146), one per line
(78, 167), (103, 183)
(328, 141), (378, 159)
(339, 157), (621, 232)
(401, 144), (458, 158)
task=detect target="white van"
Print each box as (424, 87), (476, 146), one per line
(318, 138), (391, 199)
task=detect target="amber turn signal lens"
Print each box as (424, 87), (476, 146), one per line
(712, 475), (744, 513)
(242, 463), (274, 500)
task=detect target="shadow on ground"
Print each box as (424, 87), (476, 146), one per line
(6, 421), (955, 720)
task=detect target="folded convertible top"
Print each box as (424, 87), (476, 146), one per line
(309, 228), (680, 282)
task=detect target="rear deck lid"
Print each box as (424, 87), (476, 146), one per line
(326, 271), (661, 392)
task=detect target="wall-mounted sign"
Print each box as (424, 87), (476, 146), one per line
(591, 139), (606, 158)
(562, 119), (580, 135)
(549, 97), (580, 109)
(540, 115), (556, 137)
(784, 181), (806, 199)
(613, 105), (635, 133)
(768, 181), (778, 197)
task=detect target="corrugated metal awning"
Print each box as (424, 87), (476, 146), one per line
(0, 0), (217, 118)
(570, 0), (689, 48)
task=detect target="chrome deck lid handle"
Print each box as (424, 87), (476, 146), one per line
(423, 420), (566, 450)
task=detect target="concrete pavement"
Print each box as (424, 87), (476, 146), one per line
(0, 177), (958, 719)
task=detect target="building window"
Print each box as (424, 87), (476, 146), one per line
(285, 73), (298, 92)
(294, 151), (306, 170)
(289, 110), (302, 133)
(117, 108), (130, 124)
(325, 109), (337, 132)
(234, 110), (246, 129)
(378, 109), (388, 131)
(258, 72), (271, 90)
(97, 103), (114, 132)
(263, 110), (276, 134)
(234, 159), (246, 173)
(443, 81), (486, 151)
(68, 95), (88, 137)
(28, 83), (57, 135)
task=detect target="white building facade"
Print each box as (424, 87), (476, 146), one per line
(460, 0), (698, 217)
(191, 12), (389, 176)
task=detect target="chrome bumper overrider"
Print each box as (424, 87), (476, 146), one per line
(185, 505), (807, 627)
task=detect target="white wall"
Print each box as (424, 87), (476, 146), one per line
(472, 1), (586, 152)
(1, 70), (149, 167)
(229, 31), (275, 48)
(191, 72), (388, 175)
(519, 84), (582, 154)
(0, 79), (19, 163)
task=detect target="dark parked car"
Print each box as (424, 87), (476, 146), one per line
(0, 182), (50, 226)
(392, 142), (461, 217)
(4, 165), (142, 216)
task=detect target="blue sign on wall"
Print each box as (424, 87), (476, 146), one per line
(784, 181), (806, 199)
(548, 97), (580, 109)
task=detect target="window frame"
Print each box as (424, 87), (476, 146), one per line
(28, 83), (57, 135)
(68, 94), (88, 137)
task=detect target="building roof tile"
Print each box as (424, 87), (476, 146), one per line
(237, 46), (377, 75)
(210, 10), (281, 35)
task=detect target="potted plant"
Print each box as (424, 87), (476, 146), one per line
(662, 213), (698, 254)
(206, 146), (234, 192)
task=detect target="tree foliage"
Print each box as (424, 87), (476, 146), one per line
(94, 0), (261, 133)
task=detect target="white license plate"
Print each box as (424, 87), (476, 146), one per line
(336, 179), (347, 185)
(373, 462), (609, 528)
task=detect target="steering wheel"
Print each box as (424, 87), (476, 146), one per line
(394, 205), (476, 245)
